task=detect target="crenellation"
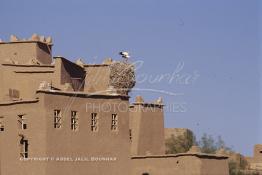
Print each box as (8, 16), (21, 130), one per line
(0, 34), (53, 45)
(30, 33), (40, 41)
(45, 36), (52, 44)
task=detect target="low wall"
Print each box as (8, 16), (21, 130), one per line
(131, 153), (229, 175)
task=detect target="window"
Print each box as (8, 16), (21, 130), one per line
(0, 117), (4, 131)
(9, 88), (20, 99)
(18, 115), (27, 130)
(91, 113), (98, 132)
(54, 110), (62, 128)
(129, 129), (132, 142)
(20, 135), (28, 158)
(71, 111), (78, 131)
(111, 114), (118, 131)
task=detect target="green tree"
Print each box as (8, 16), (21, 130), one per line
(165, 132), (255, 175)
(198, 133), (217, 154)
(229, 156), (249, 175)
(197, 133), (232, 154)
(165, 131), (196, 154)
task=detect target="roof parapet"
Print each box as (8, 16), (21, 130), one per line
(135, 95), (144, 103)
(103, 58), (113, 64)
(75, 58), (85, 68)
(46, 36), (52, 44)
(36, 89), (130, 100)
(10, 35), (19, 42)
(187, 146), (202, 154)
(0, 34), (53, 45)
(31, 33), (40, 41)
(216, 148), (229, 156)
(131, 96), (164, 108)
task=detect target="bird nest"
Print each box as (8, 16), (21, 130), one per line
(109, 61), (136, 95)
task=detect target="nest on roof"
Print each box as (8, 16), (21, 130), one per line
(109, 61), (136, 95)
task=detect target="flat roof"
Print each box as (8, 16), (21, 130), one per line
(36, 89), (129, 100)
(0, 40), (52, 46)
(0, 99), (39, 106)
(84, 64), (110, 67)
(130, 102), (164, 108)
(1, 63), (54, 68)
(131, 153), (228, 160)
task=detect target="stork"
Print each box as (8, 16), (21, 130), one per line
(119, 51), (130, 62)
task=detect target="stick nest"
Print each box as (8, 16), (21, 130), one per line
(109, 61), (136, 94)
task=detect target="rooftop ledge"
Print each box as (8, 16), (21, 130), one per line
(0, 40), (53, 46)
(1, 63), (54, 68)
(0, 99), (39, 106)
(36, 89), (130, 100)
(131, 153), (228, 160)
(83, 64), (110, 67)
(130, 102), (164, 108)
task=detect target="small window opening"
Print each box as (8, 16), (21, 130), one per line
(20, 135), (28, 158)
(71, 111), (78, 131)
(91, 113), (98, 132)
(18, 115), (27, 130)
(0, 117), (4, 131)
(111, 114), (118, 131)
(54, 110), (62, 128)
(129, 129), (132, 142)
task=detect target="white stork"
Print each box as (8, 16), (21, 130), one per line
(119, 51), (130, 60)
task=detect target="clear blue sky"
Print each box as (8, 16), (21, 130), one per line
(0, 0), (261, 156)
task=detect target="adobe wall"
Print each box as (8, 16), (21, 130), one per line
(254, 144), (262, 160)
(0, 91), (132, 175)
(35, 42), (52, 64)
(129, 103), (165, 155)
(131, 154), (229, 175)
(0, 57), (87, 101)
(0, 64), (54, 100)
(0, 42), (52, 65)
(246, 144), (262, 171)
(37, 91), (131, 175)
(200, 156), (229, 175)
(0, 65), (3, 100)
(0, 100), (47, 175)
(54, 57), (86, 91)
(84, 65), (111, 93)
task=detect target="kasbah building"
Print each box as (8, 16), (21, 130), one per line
(0, 34), (260, 175)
